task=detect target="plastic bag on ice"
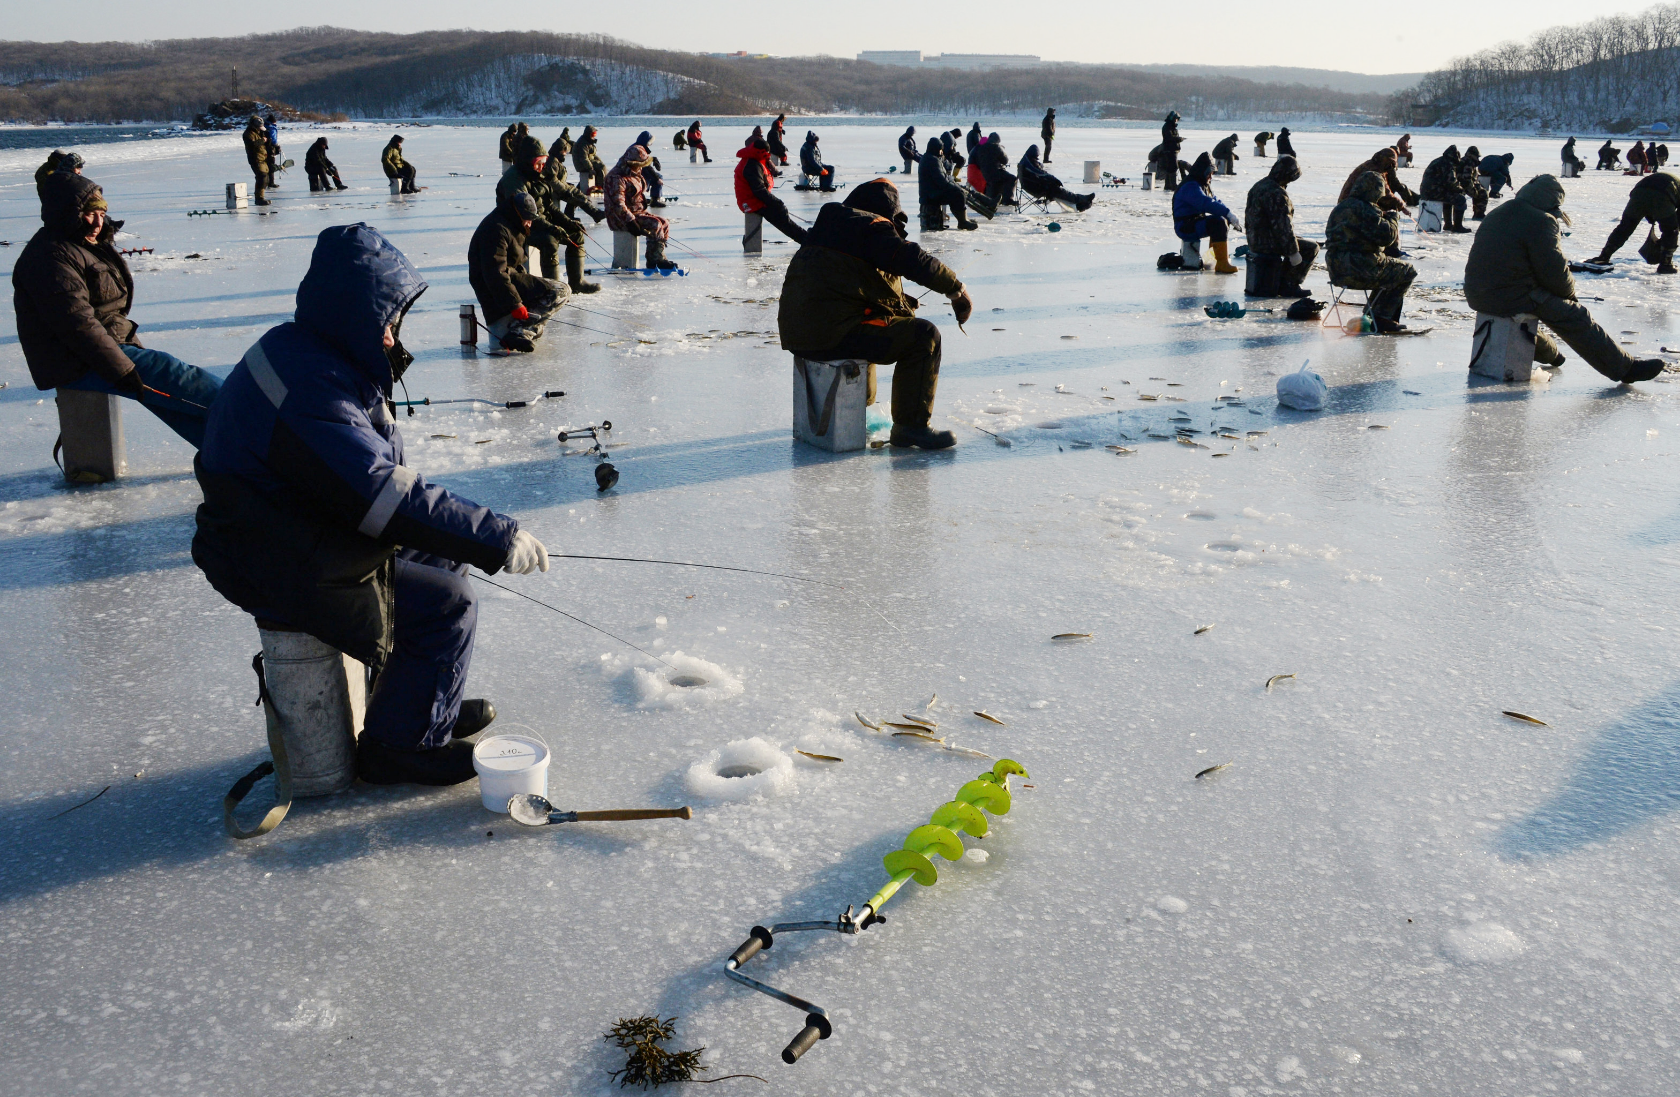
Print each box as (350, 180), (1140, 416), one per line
(1276, 361), (1327, 411)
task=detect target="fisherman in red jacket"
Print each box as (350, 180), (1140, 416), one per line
(735, 136), (807, 243)
(686, 120), (711, 163)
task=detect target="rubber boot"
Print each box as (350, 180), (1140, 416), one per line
(356, 737), (478, 786)
(566, 246), (600, 294)
(889, 424), (958, 450)
(1212, 240), (1238, 274)
(645, 235), (678, 271)
(1659, 251), (1678, 275)
(1448, 204), (1472, 234)
(1623, 358), (1666, 382)
(451, 699), (497, 738)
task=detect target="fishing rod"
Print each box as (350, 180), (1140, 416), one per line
(140, 383), (210, 410)
(471, 574), (676, 670)
(547, 553), (838, 588)
(394, 390), (565, 412)
(667, 236), (711, 263)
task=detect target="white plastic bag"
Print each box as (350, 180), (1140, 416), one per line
(1275, 360), (1327, 411)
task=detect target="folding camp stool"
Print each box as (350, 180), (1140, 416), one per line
(1325, 283), (1371, 330)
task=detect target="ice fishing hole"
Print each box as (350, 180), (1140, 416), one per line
(1036, 421), (1065, 430)
(1205, 541), (1243, 552)
(669, 675), (709, 688)
(1184, 511), (1217, 521)
(717, 763), (764, 779)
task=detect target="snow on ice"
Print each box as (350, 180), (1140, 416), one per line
(3, 121), (1680, 1094)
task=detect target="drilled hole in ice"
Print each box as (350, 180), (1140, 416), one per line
(1184, 511), (1217, 521)
(669, 675), (709, 688)
(717, 763), (764, 779)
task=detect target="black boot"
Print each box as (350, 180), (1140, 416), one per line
(451, 698), (497, 738)
(1448, 204), (1472, 234)
(356, 737), (478, 786)
(645, 236), (678, 271)
(566, 247), (600, 294)
(1075, 193), (1095, 212)
(1622, 358), (1666, 383)
(889, 424), (958, 450)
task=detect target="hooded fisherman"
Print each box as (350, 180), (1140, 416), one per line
(800, 131), (836, 191)
(605, 143), (678, 271)
(193, 224), (553, 787)
(777, 179), (974, 450)
(1587, 169), (1680, 274)
(1326, 171), (1415, 333)
(1468, 175), (1664, 383)
(1243, 155), (1315, 297)
(13, 172), (223, 475)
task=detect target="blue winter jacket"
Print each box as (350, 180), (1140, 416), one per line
(193, 224), (519, 669)
(265, 121), (279, 148)
(1172, 180), (1234, 240)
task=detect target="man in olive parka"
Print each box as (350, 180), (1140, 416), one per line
(1326, 172), (1416, 333)
(498, 134), (599, 294)
(1587, 169), (1680, 273)
(543, 128), (607, 223)
(1467, 175), (1664, 383)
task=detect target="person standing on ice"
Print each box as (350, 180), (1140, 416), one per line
(1466, 175), (1664, 383)
(469, 190), (570, 353)
(1587, 170), (1680, 274)
(193, 223), (551, 787)
(777, 179), (974, 451)
(263, 114), (282, 188)
(12, 173), (223, 470)
(243, 116), (272, 206)
(898, 125), (919, 174)
(1041, 107), (1056, 163)
(735, 135), (807, 244)
(1172, 153), (1240, 272)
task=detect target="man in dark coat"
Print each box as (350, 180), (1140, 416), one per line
(800, 131), (836, 191)
(35, 149), (67, 198)
(1157, 111), (1183, 190)
(605, 143), (677, 270)
(1020, 144), (1095, 211)
(305, 137), (347, 192)
(382, 135), (418, 193)
(735, 135), (806, 243)
(243, 116), (272, 205)
(1598, 140), (1621, 170)
(543, 129), (607, 224)
(972, 132), (1017, 205)
(1483, 153), (1515, 197)
(686, 120), (711, 163)
(469, 191), (569, 353)
(499, 135), (599, 294)
(1562, 137), (1584, 173)
(573, 126), (607, 190)
(1459, 146), (1489, 220)
(1588, 169), (1680, 273)
(768, 114), (789, 165)
(940, 129), (966, 175)
(898, 126), (920, 175)
(1468, 175), (1663, 382)
(1420, 145), (1470, 232)
(194, 223), (548, 787)
(1326, 172), (1415, 333)
(1630, 141), (1649, 172)
(967, 122), (983, 156)
(13, 173), (223, 467)
(1253, 132), (1273, 157)
(634, 129), (667, 206)
(1395, 133), (1413, 166)
(777, 179), (974, 450)
(1173, 153), (1240, 273)
(498, 123), (518, 166)
(919, 138), (976, 230)
(1212, 134), (1241, 168)
(1339, 147), (1415, 207)
(1276, 128), (1296, 157)
(1042, 107), (1057, 163)
(1243, 155), (1315, 296)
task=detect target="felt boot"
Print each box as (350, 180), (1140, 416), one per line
(356, 737), (477, 786)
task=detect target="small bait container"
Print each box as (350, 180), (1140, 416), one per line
(472, 734), (550, 813)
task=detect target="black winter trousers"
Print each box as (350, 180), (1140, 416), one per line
(1599, 195), (1679, 261)
(815, 318), (943, 430)
(755, 196), (807, 243)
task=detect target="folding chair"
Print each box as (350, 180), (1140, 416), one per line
(1325, 282), (1371, 331)
(1016, 189), (1054, 215)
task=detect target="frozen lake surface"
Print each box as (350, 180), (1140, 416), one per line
(4, 122), (1680, 1095)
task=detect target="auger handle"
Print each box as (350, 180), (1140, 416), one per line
(729, 925), (773, 966)
(572, 807), (693, 821)
(782, 1013), (832, 1064)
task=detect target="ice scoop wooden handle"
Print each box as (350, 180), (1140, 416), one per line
(572, 807), (693, 821)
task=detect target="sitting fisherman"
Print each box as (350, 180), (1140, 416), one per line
(605, 143), (678, 271)
(1243, 155), (1316, 297)
(573, 126), (607, 191)
(1340, 147), (1416, 208)
(543, 128), (608, 228)
(382, 134), (418, 194)
(1587, 169), (1680, 274)
(1467, 175), (1663, 383)
(919, 138), (978, 230)
(1019, 144), (1095, 211)
(800, 131), (836, 191)
(13, 173), (223, 468)
(1395, 133), (1412, 165)
(468, 191), (569, 353)
(1172, 153), (1240, 273)
(1598, 140), (1621, 170)
(1630, 141), (1649, 173)
(735, 135), (808, 243)
(672, 129), (686, 151)
(499, 134), (600, 295)
(193, 223), (552, 787)
(1212, 133), (1241, 168)
(777, 179), (974, 451)
(1420, 145), (1471, 233)
(35, 149), (68, 198)
(972, 132), (1018, 205)
(1326, 172), (1416, 333)
(1459, 145), (1489, 220)
(305, 137), (348, 192)
(940, 129), (966, 176)
(899, 125), (920, 175)
(1562, 137), (1585, 174)
(634, 130), (667, 207)
(686, 120), (711, 163)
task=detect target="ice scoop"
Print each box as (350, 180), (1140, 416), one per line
(507, 794), (693, 827)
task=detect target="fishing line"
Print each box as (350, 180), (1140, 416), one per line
(140, 383), (210, 410)
(667, 237), (711, 263)
(549, 553), (838, 587)
(471, 574), (677, 670)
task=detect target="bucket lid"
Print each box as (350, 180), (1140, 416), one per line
(472, 734), (549, 773)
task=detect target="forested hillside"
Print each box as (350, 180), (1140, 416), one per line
(0, 27), (1387, 123)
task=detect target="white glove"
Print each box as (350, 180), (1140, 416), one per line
(1289, 251), (1303, 267)
(1228, 215), (1243, 232)
(505, 529), (549, 575)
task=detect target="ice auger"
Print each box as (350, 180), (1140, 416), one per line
(722, 758), (1027, 1064)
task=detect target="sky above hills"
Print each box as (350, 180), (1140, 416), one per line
(8, 0), (1656, 74)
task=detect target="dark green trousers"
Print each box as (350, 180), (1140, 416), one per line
(815, 317), (943, 430)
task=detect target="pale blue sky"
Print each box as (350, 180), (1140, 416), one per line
(6, 0), (1662, 74)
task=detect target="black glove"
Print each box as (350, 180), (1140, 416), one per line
(950, 289), (973, 326)
(112, 369), (144, 397)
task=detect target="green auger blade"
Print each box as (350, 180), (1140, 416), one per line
(903, 824), (965, 862)
(957, 778), (1011, 816)
(882, 848), (938, 885)
(931, 800), (990, 838)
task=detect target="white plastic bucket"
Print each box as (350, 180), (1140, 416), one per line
(472, 734), (550, 812)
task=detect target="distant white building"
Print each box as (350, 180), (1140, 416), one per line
(857, 51), (1041, 70)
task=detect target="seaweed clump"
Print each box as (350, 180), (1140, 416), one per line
(604, 1015), (705, 1088)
